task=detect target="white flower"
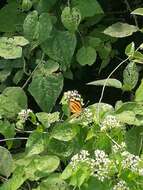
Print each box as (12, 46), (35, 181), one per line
(82, 108), (93, 126)
(101, 115), (122, 131)
(112, 142), (126, 153)
(113, 180), (129, 190)
(18, 109), (32, 122)
(92, 150), (111, 181)
(121, 151), (141, 174)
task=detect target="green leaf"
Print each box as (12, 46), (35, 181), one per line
(72, 0), (104, 19)
(87, 78), (122, 89)
(76, 46), (97, 66)
(135, 79), (143, 101)
(132, 51), (143, 63)
(41, 30), (76, 71)
(131, 8), (143, 16)
(48, 138), (73, 157)
(125, 42), (135, 57)
(13, 70), (24, 84)
(37, 173), (69, 190)
(0, 36), (28, 59)
(123, 62), (139, 91)
(0, 166), (26, 190)
(23, 10), (38, 41)
(0, 1), (26, 32)
(0, 120), (16, 149)
(36, 112), (59, 128)
(38, 13), (53, 43)
(0, 146), (13, 177)
(61, 6), (81, 32)
(28, 74), (63, 112)
(126, 126), (143, 155)
(23, 11), (53, 43)
(0, 69), (11, 83)
(31, 155), (60, 177)
(25, 131), (47, 156)
(33, 0), (58, 13)
(51, 122), (79, 141)
(0, 87), (27, 119)
(104, 22), (138, 38)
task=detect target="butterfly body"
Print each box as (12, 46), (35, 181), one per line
(69, 98), (82, 114)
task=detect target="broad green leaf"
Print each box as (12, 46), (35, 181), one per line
(23, 11), (53, 43)
(34, 59), (59, 77)
(115, 102), (143, 115)
(38, 13), (53, 43)
(0, 87), (27, 119)
(87, 78), (122, 89)
(72, 0), (104, 18)
(104, 22), (138, 38)
(76, 46), (97, 66)
(23, 10), (38, 41)
(0, 146), (13, 177)
(37, 173), (69, 190)
(28, 74), (63, 112)
(0, 37), (21, 59)
(0, 1), (26, 32)
(61, 7), (81, 32)
(33, 0), (58, 13)
(25, 131), (47, 156)
(28, 155), (60, 177)
(36, 112), (60, 128)
(0, 166), (26, 190)
(51, 122), (79, 141)
(0, 59), (24, 69)
(0, 120), (16, 149)
(135, 79), (143, 101)
(48, 138), (73, 157)
(126, 126), (143, 155)
(131, 8), (143, 16)
(12, 36), (29, 46)
(123, 62), (139, 91)
(82, 177), (111, 190)
(125, 42), (135, 57)
(41, 30), (76, 71)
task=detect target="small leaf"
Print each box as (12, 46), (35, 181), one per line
(104, 22), (138, 38)
(0, 120), (16, 149)
(131, 8), (143, 16)
(132, 51), (143, 63)
(28, 74), (63, 112)
(123, 62), (139, 91)
(61, 6), (81, 32)
(135, 79), (143, 101)
(76, 46), (97, 66)
(87, 78), (122, 89)
(36, 112), (59, 128)
(13, 70), (24, 84)
(125, 42), (135, 57)
(0, 146), (13, 177)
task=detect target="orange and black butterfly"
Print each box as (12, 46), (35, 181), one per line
(67, 90), (84, 115)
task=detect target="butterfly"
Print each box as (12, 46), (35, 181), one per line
(67, 90), (84, 116)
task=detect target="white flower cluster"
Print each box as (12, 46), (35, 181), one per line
(121, 151), (143, 175)
(64, 90), (84, 106)
(93, 150), (111, 181)
(70, 149), (112, 182)
(101, 115), (122, 131)
(82, 108), (93, 126)
(112, 142), (126, 153)
(113, 180), (129, 190)
(18, 109), (33, 122)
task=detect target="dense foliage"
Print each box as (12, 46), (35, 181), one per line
(1, 0), (143, 189)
